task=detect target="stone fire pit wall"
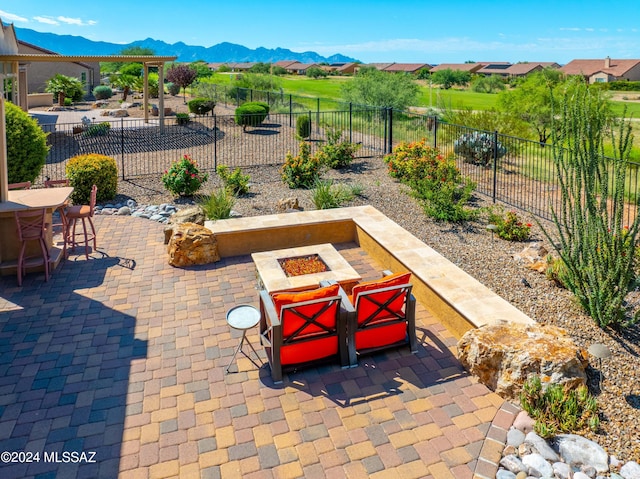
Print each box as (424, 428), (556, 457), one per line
(206, 205), (534, 339)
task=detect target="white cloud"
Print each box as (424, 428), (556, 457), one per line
(0, 10), (28, 23)
(33, 16), (59, 26)
(56, 16), (98, 26)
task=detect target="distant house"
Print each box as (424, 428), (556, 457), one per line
(429, 63), (486, 74)
(284, 62), (318, 75)
(560, 58), (640, 83)
(273, 60), (298, 69)
(365, 62), (395, 71)
(476, 63), (512, 76)
(18, 40), (100, 94)
(332, 62), (358, 75)
(503, 62), (560, 77)
(382, 63), (431, 74)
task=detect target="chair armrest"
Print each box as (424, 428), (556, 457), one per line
(259, 289), (280, 347)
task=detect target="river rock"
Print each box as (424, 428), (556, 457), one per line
(574, 472), (592, 479)
(507, 428), (526, 448)
(553, 461), (572, 479)
(168, 222), (219, 267)
(500, 454), (526, 474)
(513, 410), (535, 434)
(554, 434), (609, 473)
(496, 470), (517, 479)
(522, 452), (554, 477)
(457, 323), (587, 400)
(620, 461), (640, 479)
(525, 431), (559, 462)
(169, 205), (206, 225)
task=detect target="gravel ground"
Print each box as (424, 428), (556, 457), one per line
(112, 155), (640, 463)
(48, 95), (640, 461)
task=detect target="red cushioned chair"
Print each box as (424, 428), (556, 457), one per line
(14, 208), (50, 286)
(347, 270), (417, 367)
(66, 184), (97, 259)
(8, 181), (31, 190)
(259, 282), (351, 383)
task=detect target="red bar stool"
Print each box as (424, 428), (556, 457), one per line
(8, 181), (31, 190)
(66, 184), (97, 259)
(14, 208), (50, 286)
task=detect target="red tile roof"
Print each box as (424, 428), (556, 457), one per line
(560, 59), (640, 77)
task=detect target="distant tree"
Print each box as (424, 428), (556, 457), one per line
(110, 73), (137, 101)
(416, 68), (431, 80)
(45, 74), (84, 105)
(248, 62), (271, 74)
(498, 68), (568, 144)
(101, 46), (155, 75)
(217, 64), (232, 73)
(471, 75), (506, 94)
(166, 64), (198, 102)
(271, 66), (287, 76)
(306, 67), (327, 79)
(120, 62), (143, 77)
(340, 67), (419, 110)
(191, 60), (213, 79)
(431, 69), (471, 89)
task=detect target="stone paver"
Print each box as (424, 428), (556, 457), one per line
(0, 215), (514, 478)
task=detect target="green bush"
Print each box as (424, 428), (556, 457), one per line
(454, 131), (507, 166)
(167, 82), (181, 96)
(93, 85), (113, 100)
(235, 102), (269, 130)
(187, 97), (216, 115)
(296, 115), (311, 139)
(197, 188), (235, 220)
(281, 142), (322, 189)
(311, 179), (357, 209)
(175, 113), (190, 125)
(520, 375), (599, 438)
(487, 208), (532, 241)
(161, 154), (209, 196)
(63, 97), (73, 107)
(85, 122), (111, 136)
(316, 127), (361, 169)
(216, 165), (250, 196)
(66, 153), (118, 204)
(5, 102), (49, 184)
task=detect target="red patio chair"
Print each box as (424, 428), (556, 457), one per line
(259, 282), (351, 383)
(65, 184), (97, 259)
(347, 270), (417, 367)
(44, 178), (71, 258)
(14, 208), (50, 286)
(8, 181), (31, 190)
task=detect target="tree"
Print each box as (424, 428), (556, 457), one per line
(248, 62), (271, 74)
(471, 75), (506, 94)
(101, 46), (155, 75)
(6, 102), (48, 183)
(498, 68), (567, 144)
(190, 60), (212, 79)
(45, 74), (85, 105)
(306, 67), (327, 79)
(340, 67), (420, 110)
(110, 73), (137, 101)
(416, 68), (431, 80)
(166, 64), (198, 102)
(431, 69), (470, 89)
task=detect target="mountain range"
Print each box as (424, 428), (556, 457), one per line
(14, 27), (359, 64)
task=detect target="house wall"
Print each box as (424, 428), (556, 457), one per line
(622, 63), (640, 81)
(590, 72), (613, 83)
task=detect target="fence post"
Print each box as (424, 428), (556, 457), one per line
(250, 88), (253, 102)
(289, 95), (293, 127)
(433, 117), (438, 149)
(120, 118), (125, 180)
(387, 108), (393, 154)
(316, 98), (320, 136)
(214, 114), (218, 171)
(492, 130), (498, 203)
(349, 103), (353, 143)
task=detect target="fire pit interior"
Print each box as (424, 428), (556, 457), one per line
(278, 254), (329, 277)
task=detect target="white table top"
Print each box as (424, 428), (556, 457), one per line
(226, 304), (260, 330)
(0, 187), (73, 213)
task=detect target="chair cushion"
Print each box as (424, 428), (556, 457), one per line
(356, 323), (407, 351)
(271, 283), (341, 318)
(66, 205), (91, 218)
(350, 272), (412, 304)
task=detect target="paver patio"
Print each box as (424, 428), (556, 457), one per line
(0, 215), (517, 478)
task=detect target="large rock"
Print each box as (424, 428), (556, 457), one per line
(457, 323), (587, 400)
(168, 223), (220, 267)
(554, 434), (609, 473)
(276, 197), (301, 213)
(165, 206), (206, 244)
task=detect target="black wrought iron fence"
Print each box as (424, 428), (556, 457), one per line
(40, 104), (640, 225)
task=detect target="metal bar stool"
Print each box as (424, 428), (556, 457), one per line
(65, 184), (97, 259)
(14, 208), (50, 286)
(8, 181), (31, 190)
(44, 178), (71, 259)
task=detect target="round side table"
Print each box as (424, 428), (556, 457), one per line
(225, 304), (262, 373)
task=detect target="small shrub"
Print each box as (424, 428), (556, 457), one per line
(93, 85), (113, 100)
(311, 179), (355, 209)
(235, 102), (269, 131)
(66, 153), (118, 204)
(316, 127), (361, 169)
(520, 375), (599, 438)
(162, 154), (209, 196)
(296, 115), (311, 139)
(85, 122), (111, 136)
(175, 113), (190, 125)
(216, 165), (250, 196)
(545, 255), (568, 288)
(5, 102), (49, 184)
(281, 142), (322, 189)
(384, 139), (444, 183)
(487, 208), (532, 241)
(63, 97), (73, 107)
(454, 131), (507, 166)
(187, 97), (216, 115)
(197, 188), (235, 220)
(167, 82), (181, 96)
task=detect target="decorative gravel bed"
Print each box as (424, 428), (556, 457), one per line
(111, 154), (640, 463)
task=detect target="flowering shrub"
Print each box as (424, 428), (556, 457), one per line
(487, 209), (532, 241)
(281, 142), (322, 189)
(454, 131), (507, 166)
(385, 139), (477, 222)
(216, 165), (250, 196)
(162, 154), (209, 196)
(316, 127), (361, 169)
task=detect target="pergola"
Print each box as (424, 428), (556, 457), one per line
(0, 53), (177, 202)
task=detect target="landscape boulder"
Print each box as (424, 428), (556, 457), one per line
(164, 206), (206, 244)
(168, 222), (220, 267)
(276, 197), (301, 213)
(457, 323), (587, 400)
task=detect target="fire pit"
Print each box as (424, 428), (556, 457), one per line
(252, 244), (361, 294)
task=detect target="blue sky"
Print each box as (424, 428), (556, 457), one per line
(3, 1), (640, 64)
